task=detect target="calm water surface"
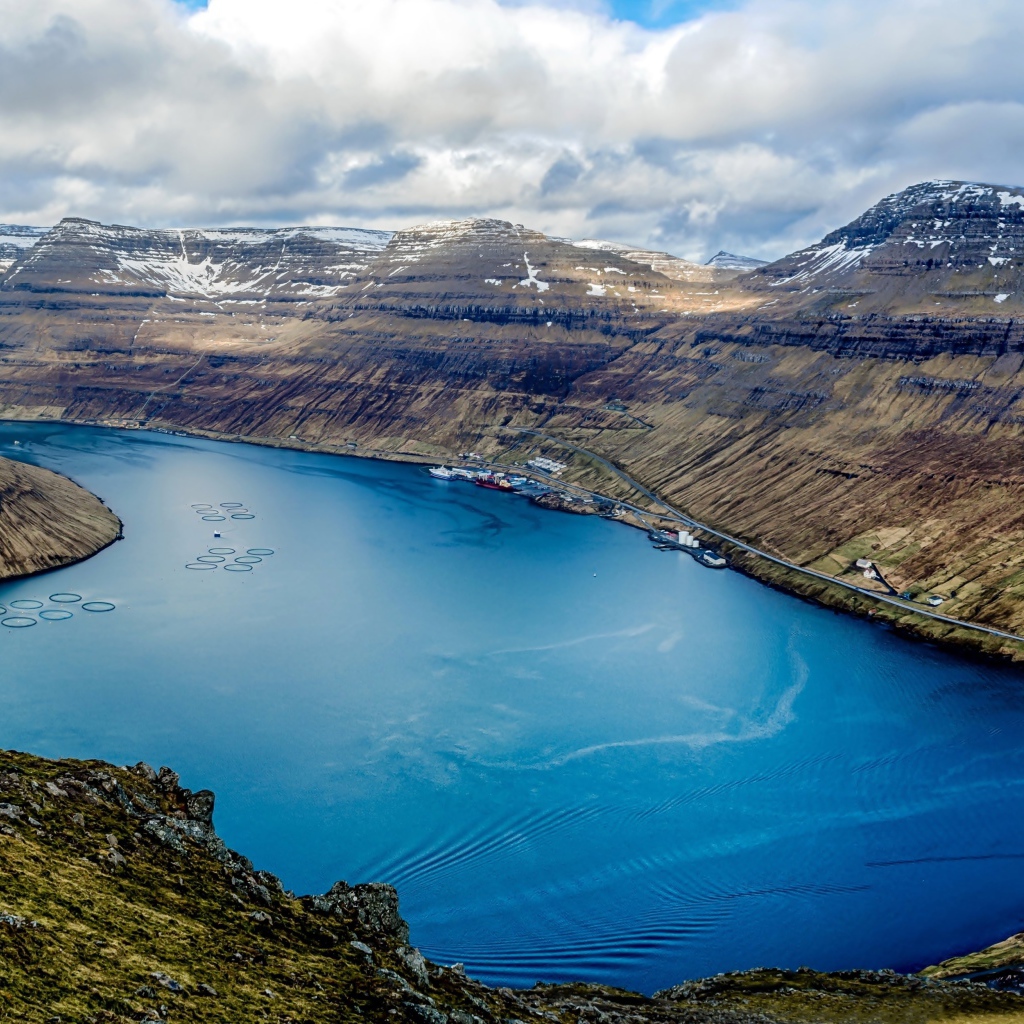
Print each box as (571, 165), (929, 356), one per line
(2, 423), (1024, 992)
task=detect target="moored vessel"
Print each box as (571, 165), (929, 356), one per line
(475, 472), (514, 491)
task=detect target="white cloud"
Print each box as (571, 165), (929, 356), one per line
(0, 0), (1023, 259)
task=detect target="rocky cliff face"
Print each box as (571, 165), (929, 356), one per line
(0, 746), (1019, 1023)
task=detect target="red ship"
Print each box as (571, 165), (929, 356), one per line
(474, 472), (514, 491)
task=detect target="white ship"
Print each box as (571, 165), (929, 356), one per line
(429, 466), (456, 480)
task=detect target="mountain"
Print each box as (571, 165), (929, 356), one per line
(705, 250), (767, 270)
(6, 188), (1024, 648)
(573, 237), (718, 282)
(747, 180), (1024, 314)
(2, 218), (392, 300)
(0, 224), (47, 274)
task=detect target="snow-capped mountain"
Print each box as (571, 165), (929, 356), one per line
(749, 180), (1024, 311)
(1, 219), (394, 300)
(705, 251), (767, 270)
(572, 238), (719, 282)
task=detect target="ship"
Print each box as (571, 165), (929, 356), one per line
(429, 466), (456, 480)
(475, 472), (514, 491)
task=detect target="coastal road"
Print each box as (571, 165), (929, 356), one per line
(514, 428), (1024, 647)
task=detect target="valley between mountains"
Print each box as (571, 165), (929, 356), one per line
(4, 181), (1024, 651)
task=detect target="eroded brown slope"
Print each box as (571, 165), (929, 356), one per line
(560, 325), (1024, 641)
(0, 454), (120, 581)
(4, 194), (1024, 641)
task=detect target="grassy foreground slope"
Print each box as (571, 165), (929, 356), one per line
(0, 455), (120, 582)
(1, 748), (1024, 1023)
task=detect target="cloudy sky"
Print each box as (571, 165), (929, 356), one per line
(0, 0), (1021, 260)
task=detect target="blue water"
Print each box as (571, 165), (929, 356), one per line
(2, 423), (1024, 993)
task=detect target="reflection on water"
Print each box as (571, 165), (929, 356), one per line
(2, 422), (1024, 992)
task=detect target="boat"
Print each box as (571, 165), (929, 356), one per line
(429, 466), (456, 480)
(450, 467), (480, 481)
(475, 472), (514, 491)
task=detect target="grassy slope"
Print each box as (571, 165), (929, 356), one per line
(2, 749), (1024, 1023)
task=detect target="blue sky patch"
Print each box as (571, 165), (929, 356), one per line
(174, 0), (737, 27)
(607, 0), (736, 27)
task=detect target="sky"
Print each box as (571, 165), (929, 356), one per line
(0, 0), (1022, 261)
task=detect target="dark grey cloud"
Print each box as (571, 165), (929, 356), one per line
(343, 152), (423, 190)
(540, 155), (585, 195)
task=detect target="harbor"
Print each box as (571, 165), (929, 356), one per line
(428, 463), (731, 569)
(649, 527), (729, 569)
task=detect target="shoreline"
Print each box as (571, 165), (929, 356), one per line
(3, 413), (1023, 662)
(3, 423), (1024, 1014)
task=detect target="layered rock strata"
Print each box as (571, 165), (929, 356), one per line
(5, 189), (1024, 643)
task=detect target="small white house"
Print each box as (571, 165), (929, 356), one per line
(855, 558), (874, 570)
(927, 595), (945, 607)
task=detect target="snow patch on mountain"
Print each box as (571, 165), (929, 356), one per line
(704, 251), (767, 270)
(769, 242), (875, 286)
(3, 219), (393, 298)
(0, 225), (48, 274)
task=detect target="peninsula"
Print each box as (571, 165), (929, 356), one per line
(0, 454), (120, 582)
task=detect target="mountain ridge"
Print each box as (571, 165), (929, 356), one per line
(5, 181), (1024, 649)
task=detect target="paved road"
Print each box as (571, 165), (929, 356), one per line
(515, 428), (1024, 647)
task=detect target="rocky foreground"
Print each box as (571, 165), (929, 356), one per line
(0, 455), (120, 581)
(0, 748), (1022, 1023)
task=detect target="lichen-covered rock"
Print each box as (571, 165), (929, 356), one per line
(310, 880), (410, 944)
